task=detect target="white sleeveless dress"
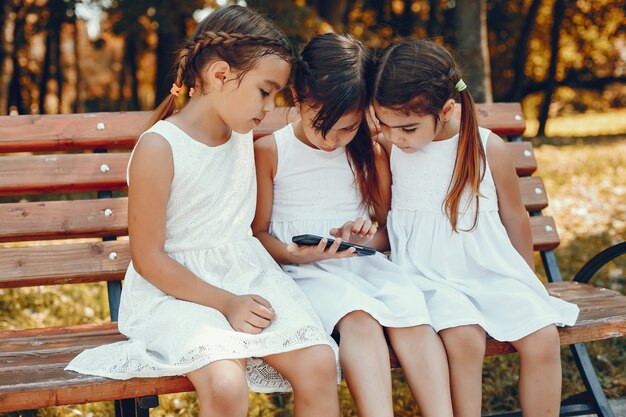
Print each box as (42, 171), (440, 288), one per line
(268, 124), (432, 335)
(66, 120), (338, 392)
(387, 127), (579, 341)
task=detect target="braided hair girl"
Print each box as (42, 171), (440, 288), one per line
(66, 7), (342, 417)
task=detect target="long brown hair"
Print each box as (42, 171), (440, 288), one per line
(293, 33), (381, 211)
(148, 5), (293, 127)
(373, 39), (485, 232)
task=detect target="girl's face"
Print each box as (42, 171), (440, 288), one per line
(373, 100), (454, 153)
(218, 55), (291, 133)
(296, 102), (362, 152)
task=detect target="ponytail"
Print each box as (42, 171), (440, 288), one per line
(444, 83), (485, 232)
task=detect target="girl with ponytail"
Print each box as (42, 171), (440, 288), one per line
(253, 33), (453, 417)
(372, 39), (579, 417)
(66, 7), (342, 417)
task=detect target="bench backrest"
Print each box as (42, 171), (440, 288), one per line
(0, 104), (558, 296)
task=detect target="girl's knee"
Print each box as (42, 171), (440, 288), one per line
(440, 326), (486, 360)
(336, 310), (382, 336)
(196, 368), (248, 410)
(296, 345), (338, 381)
(515, 325), (561, 362)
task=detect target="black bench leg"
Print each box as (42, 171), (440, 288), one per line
(571, 343), (615, 417)
(115, 396), (159, 417)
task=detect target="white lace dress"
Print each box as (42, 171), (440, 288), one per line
(268, 124), (432, 335)
(66, 120), (338, 392)
(387, 127), (579, 341)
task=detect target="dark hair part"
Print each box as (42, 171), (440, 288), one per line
(294, 33), (381, 211)
(373, 39), (485, 232)
(149, 5), (293, 126)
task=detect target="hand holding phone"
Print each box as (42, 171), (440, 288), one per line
(291, 234), (376, 257)
(286, 235), (359, 264)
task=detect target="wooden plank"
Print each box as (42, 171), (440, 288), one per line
(0, 104), (525, 152)
(484, 282), (626, 356)
(0, 241), (130, 288)
(508, 142), (536, 176)
(0, 198), (128, 242)
(0, 369), (192, 412)
(0, 112), (150, 152)
(530, 216), (560, 251)
(1, 281), (624, 411)
(519, 177), (548, 212)
(0, 153), (128, 196)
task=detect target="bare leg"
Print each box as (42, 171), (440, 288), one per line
(387, 325), (453, 417)
(511, 325), (561, 417)
(439, 325), (487, 417)
(186, 358), (248, 417)
(263, 344), (340, 417)
(335, 310), (394, 417)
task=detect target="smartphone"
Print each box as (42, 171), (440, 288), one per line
(291, 234), (376, 256)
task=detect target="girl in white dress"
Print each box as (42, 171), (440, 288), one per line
(371, 39), (579, 417)
(253, 33), (453, 417)
(66, 7), (341, 417)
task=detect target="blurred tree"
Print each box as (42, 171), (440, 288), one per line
(537, 0), (567, 136)
(508, 0), (541, 102)
(39, 0), (77, 114)
(455, 0), (493, 103)
(0, 0), (18, 114)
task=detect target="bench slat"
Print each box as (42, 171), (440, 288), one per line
(508, 142), (537, 176)
(529, 216), (560, 250)
(0, 241), (129, 288)
(519, 177), (548, 212)
(1, 282), (623, 411)
(0, 153), (128, 196)
(0, 198), (128, 242)
(0, 143), (535, 196)
(0, 216), (557, 289)
(0, 177), (544, 242)
(0, 104), (525, 152)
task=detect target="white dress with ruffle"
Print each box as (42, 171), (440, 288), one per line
(66, 120), (338, 392)
(268, 124), (432, 335)
(387, 127), (579, 341)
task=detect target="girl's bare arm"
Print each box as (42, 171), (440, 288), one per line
(128, 134), (236, 311)
(486, 133), (535, 271)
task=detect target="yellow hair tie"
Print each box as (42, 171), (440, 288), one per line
(455, 79), (467, 92)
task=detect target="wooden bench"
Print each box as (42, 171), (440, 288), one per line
(0, 104), (624, 417)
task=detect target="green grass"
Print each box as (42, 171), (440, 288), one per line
(1, 137), (625, 416)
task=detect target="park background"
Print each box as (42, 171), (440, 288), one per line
(0, 0), (624, 415)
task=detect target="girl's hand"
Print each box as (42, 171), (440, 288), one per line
(287, 237), (357, 264)
(329, 217), (377, 245)
(222, 294), (276, 334)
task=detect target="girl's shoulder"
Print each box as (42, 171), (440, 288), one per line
(253, 134), (278, 178)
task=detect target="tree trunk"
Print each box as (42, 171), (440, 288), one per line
(0, 0), (16, 114)
(454, 0), (493, 103)
(427, 0), (441, 37)
(154, 15), (186, 106)
(508, 0), (542, 101)
(128, 36), (140, 111)
(39, 30), (52, 113)
(7, 4), (25, 115)
(537, 0), (566, 137)
(317, 0), (349, 30)
(73, 19), (81, 113)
